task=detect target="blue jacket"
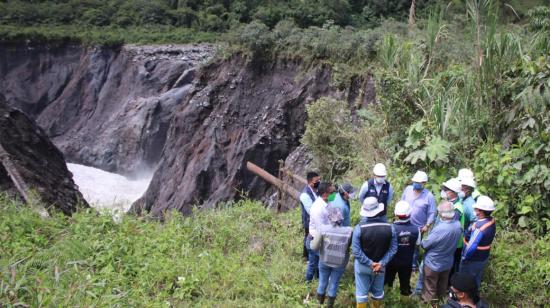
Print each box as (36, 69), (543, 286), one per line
(329, 193), (351, 227)
(462, 217), (496, 262)
(422, 219), (462, 272)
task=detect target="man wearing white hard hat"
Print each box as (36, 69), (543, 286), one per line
(459, 176), (477, 227)
(401, 170), (437, 271)
(352, 197), (397, 307)
(458, 168), (481, 201)
(384, 201), (421, 296)
(358, 163), (394, 222)
(460, 196), (497, 288)
(441, 178), (466, 282)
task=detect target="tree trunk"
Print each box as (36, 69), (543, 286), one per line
(408, 0), (417, 31)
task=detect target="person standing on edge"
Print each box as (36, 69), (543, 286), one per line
(384, 200), (420, 297)
(352, 197), (398, 308)
(310, 207), (353, 307)
(329, 183), (356, 227)
(441, 272), (488, 308)
(401, 170), (436, 271)
(460, 196), (497, 288)
(300, 172), (320, 261)
(358, 163), (394, 222)
(441, 178), (465, 279)
(421, 201), (462, 305)
(305, 182), (334, 284)
(459, 177), (477, 228)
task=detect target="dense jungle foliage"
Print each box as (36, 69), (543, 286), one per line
(0, 196), (548, 306)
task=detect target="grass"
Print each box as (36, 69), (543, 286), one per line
(1, 194), (548, 306)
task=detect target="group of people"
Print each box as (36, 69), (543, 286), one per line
(300, 164), (496, 307)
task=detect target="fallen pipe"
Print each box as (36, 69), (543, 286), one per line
(281, 167), (307, 186)
(246, 161), (300, 202)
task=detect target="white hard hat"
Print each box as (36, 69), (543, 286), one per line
(458, 168), (475, 180)
(460, 177), (476, 188)
(443, 178), (462, 193)
(394, 200), (412, 216)
(474, 196), (496, 211)
(373, 163), (387, 176)
(411, 171), (428, 183)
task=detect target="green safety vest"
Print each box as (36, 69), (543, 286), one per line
(454, 199), (465, 249)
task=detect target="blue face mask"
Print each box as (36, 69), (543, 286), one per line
(413, 182), (423, 190)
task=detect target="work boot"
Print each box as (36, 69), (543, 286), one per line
(356, 302), (367, 308)
(369, 300), (383, 308)
(326, 296), (336, 308)
(317, 293), (325, 305)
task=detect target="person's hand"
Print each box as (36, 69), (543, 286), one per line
(371, 262), (379, 271)
(421, 225), (429, 233)
(374, 263), (383, 272)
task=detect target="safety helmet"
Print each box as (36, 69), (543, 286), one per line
(460, 177), (476, 188)
(458, 168), (475, 180)
(373, 163), (387, 176)
(411, 171), (428, 183)
(394, 200), (412, 216)
(442, 178), (462, 193)
(474, 196), (495, 211)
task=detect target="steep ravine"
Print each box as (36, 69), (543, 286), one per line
(1, 43), (215, 176)
(1, 43), (374, 216)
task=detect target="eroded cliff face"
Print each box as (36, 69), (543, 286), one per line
(133, 58), (337, 216)
(0, 43), (214, 176)
(0, 96), (88, 215)
(1, 43), (374, 216)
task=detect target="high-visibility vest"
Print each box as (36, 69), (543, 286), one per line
(463, 218), (496, 250)
(454, 200), (465, 248)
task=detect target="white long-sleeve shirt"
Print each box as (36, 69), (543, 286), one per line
(309, 197), (329, 236)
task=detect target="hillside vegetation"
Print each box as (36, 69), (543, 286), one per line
(0, 195), (548, 307)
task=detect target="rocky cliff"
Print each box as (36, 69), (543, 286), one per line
(0, 43), (214, 176)
(0, 96), (88, 215)
(1, 43), (373, 217)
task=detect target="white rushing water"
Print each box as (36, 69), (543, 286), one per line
(67, 163), (152, 214)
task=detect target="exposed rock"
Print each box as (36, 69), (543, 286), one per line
(133, 57), (334, 217)
(0, 43), (215, 176)
(0, 96), (88, 215)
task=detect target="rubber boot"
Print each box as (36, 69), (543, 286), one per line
(356, 302), (368, 308)
(326, 296), (336, 308)
(369, 300), (383, 308)
(317, 293), (325, 305)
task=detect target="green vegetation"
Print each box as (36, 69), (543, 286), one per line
(300, 1), (550, 235)
(1, 195), (548, 306)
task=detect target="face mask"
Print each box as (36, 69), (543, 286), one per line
(440, 190), (448, 200)
(313, 181), (320, 189)
(327, 192), (337, 202)
(375, 177), (385, 184)
(458, 191), (466, 199)
(413, 182), (423, 190)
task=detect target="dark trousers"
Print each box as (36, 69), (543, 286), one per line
(303, 228), (309, 260)
(385, 262), (413, 295)
(449, 247), (462, 284)
(422, 265), (450, 302)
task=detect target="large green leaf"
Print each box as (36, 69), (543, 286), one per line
(425, 136), (451, 164)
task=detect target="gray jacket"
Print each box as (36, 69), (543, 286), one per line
(311, 224), (353, 268)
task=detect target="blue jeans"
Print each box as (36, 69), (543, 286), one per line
(305, 236), (319, 282)
(414, 260), (424, 295)
(460, 259), (488, 288)
(317, 261), (346, 297)
(354, 259), (385, 303)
